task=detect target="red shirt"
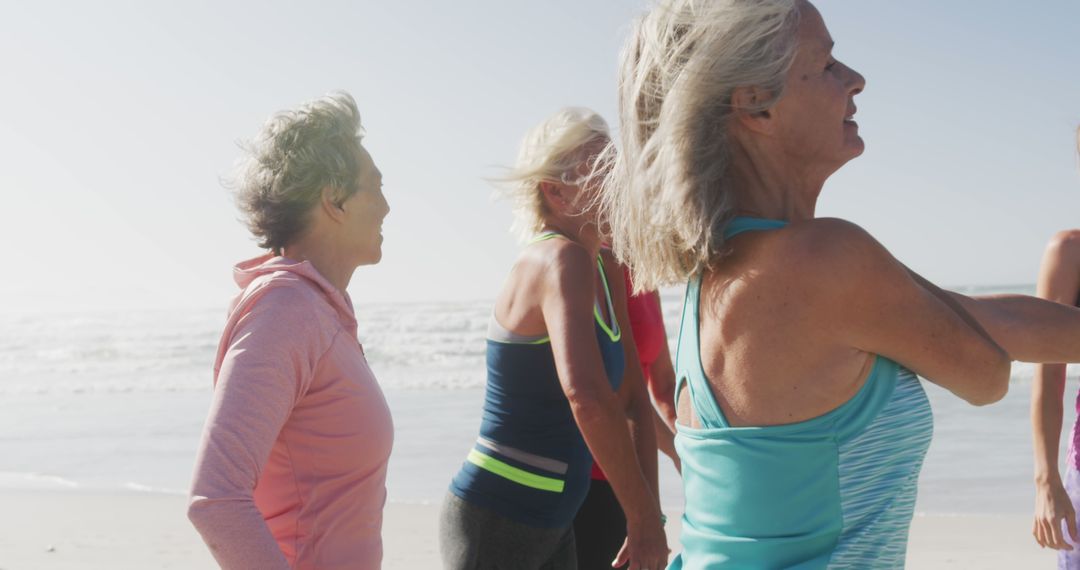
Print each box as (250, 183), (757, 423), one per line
(591, 267), (666, 480)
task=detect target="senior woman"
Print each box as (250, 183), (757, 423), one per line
(440, 108), (668, 570)
(603, 1), (1080, 567)
(188, 92), (393, 569)
(574, 268), (680, 570)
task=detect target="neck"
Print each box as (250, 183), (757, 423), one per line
(728, 143), (825, 222)
(281, 233), (355, 295)
(542, 216), (602, 257)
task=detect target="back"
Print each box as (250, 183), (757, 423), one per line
(686, 220), (871, 428)
(670, 218), (934, 569)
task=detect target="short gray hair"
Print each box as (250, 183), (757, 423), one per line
(231, 91), (365, 252)
(602, 0), (801, 291)
(496, 107), (611, 242)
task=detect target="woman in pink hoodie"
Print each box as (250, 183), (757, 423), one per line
(188, 91), (393, 570)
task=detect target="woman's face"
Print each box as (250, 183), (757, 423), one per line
(558, 136), (610, 222)
(339, 146), (390, 266)
(768, 1), (866, 175)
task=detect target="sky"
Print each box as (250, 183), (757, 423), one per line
(1, 1), (1078, 312)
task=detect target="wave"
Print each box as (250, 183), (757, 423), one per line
(0, 289), (1055, 394)
(0, 471), (81, 490)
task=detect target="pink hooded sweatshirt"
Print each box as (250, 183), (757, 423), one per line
(189, 254), (394, 569)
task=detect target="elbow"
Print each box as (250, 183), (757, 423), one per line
(965, 355), (1011, 407)
(965, 381), (1008, 407)
(649, 380), (676, 413)
(187, 495), (210, 530)
(187, 492), (227, 534)
(566, 387), (616, 427)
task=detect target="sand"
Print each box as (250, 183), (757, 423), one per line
(0, 490), (1056, 569)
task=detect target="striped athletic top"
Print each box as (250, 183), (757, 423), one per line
(669, 217), (935, 569)
(448, 232), (626, 528)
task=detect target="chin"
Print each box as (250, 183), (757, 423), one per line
(845, 137), (866, 159)
(357, 248), (383, 267)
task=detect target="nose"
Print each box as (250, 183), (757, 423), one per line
(848, 64), (866, 96)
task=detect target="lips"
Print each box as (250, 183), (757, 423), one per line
(844, 105), (857, 124)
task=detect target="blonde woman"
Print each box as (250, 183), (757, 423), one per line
(188, 92), (393, 569)
(603, 1), (1080, 567)
(439, 108), (667, 570)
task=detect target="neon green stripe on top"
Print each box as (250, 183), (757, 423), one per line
(528, 231), (621, 343)
(594, 254), (621, 343)
(467, 449), (565, 493)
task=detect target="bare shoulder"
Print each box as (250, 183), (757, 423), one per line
(530, 238), (594, 284)
(1045, 229), (1080, 262)
(772, 217), (897, 284)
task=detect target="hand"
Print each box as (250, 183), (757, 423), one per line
(612, 516), (669, 570)
(1034, 477), (1078, 550)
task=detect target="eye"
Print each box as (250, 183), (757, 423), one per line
(825, 60), (837, 71)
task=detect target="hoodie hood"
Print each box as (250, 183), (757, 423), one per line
(231, 253), (357, 332)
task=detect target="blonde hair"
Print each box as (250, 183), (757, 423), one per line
(231, 91), (365, 253)
(601, 0), (801, 291)
(496, 107), (611, 242)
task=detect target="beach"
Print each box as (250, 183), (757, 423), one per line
(0, 293), (1072, 568)
(0, 491), (1055, 569)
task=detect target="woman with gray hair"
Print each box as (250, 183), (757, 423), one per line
(604, 0), (1080, 567)
(188, 91), (393, 569)
(440, 108), (668, 570)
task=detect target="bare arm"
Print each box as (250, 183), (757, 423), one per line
(643, 294), (680, 470)
(942, 290), (1080, 364)
(602, 251), (660, 512)
(1028, 231), (1080, 549)
(801, 219), (1011, 406)
(541, 244), (667, 569)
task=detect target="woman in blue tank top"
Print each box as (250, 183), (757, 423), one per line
(600, 1), (1080, 567)
(439, 108), (668, 570)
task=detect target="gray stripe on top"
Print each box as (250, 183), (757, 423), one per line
(476, 437), (569, 475)
(486, 315), (548, 344)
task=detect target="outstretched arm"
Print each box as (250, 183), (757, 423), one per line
(793, 219), (1011, 406)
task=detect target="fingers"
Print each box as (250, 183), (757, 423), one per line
(612, 540), (630, 568)
(1050, 517), (1068, 550)
(1068, 506), (1079, 547)
(1034, 514), (1077, 550)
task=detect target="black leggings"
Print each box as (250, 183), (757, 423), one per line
(572, 479), (628, 570)
(439, 492), (577, 570)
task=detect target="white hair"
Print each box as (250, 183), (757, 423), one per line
(601, 0), (802, 292)
(496, 107), (611, 242)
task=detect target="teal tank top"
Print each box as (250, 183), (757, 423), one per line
(669, 217), (934, 569)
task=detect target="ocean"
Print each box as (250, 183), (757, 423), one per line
(0, 285), (1072, 516)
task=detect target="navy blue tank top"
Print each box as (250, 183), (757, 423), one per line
(448, 234), (626, 528)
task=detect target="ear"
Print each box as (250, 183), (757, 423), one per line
(319, 186), (346, 223)
(539, 180), (569, 211)
(731, 86), (775, 135)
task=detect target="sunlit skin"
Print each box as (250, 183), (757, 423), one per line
(282, 146), (389, 294)
(678, 0), (1013, 436)
(1032, 230), (1080, 551)
(490, 138), (669, 570)
(726, 0), (865, 222)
